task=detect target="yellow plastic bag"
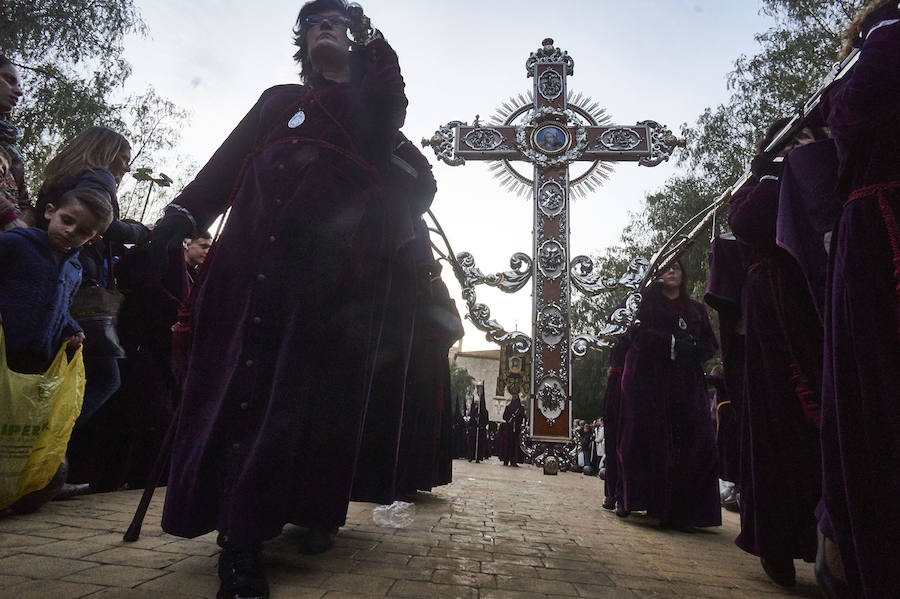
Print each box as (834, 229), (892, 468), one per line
(0, 327), (85, 509)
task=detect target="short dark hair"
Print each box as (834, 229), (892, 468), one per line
(189, 231), (212, 242)
(0, 55), (11, 69)
(291, 0), (349, 84)
(56, 188), (114, 229)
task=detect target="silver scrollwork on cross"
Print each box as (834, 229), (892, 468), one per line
(422, 38), (682, 444)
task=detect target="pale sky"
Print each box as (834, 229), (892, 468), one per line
(123, 0), (772, 351)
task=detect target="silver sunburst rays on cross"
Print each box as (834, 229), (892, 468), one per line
(486, 89), (615, 199)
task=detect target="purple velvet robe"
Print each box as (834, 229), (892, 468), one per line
(775, 140), (841, 320)
(816, 20), (900, 597)
(704, 234), (745, 484)
(351, 142), (438, 504)
(728, 174), (822, 563)
(617, 288), (721, 527)
(160, 40), (414, 544)
(603, 339), (628, 504)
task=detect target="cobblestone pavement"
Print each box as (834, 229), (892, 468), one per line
(0, 458), (820, 598)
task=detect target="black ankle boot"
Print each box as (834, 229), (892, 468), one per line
(217, 544), (268, 599)
(298, 526), (338, 555)
(614, 500), (630, 518)
(760, 556), (796, 587)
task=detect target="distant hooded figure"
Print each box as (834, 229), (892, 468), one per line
(148, 2), (415, 597)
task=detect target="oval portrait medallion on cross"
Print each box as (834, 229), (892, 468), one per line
(532, 124), (570, 155)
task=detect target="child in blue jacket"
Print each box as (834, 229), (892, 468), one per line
(0, 187), (113, 373)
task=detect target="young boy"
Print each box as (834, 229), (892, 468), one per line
(0, 187), (113, 373)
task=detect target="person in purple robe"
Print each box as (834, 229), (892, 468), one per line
(704, 234), (744, 489)
(617, 261), (721, 531)
(814, 4), (900, 597)
(728, 119), (825, 588)
(146, 2), (415, 597)
(601, 338), (628, 514)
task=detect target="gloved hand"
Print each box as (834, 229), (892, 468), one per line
(148, 212), (194, 277)
(674, 332), (702, 366)
(750, 151), (778, 182)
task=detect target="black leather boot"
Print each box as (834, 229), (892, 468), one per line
(217, 544), (268, 599)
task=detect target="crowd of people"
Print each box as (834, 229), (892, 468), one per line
(0, 1), (897, 598)
(601, 3), (899, 597)
(1, 1), (465, 597)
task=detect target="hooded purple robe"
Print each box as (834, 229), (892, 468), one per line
(816, 20), (900, 597)
(728, 172), (822, 564)
(603, 338), (628, 504)
(617, 286), (721, 527)
(159, 39), (414, 544)
(704, 234), (745, 484)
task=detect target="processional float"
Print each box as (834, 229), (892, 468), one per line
(423, 39), (862, 471)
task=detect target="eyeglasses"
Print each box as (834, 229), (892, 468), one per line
(303, 15), (351, 29)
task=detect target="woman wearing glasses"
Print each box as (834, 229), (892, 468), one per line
(150, 2), (417, 597)
(616, 261), (721, 532)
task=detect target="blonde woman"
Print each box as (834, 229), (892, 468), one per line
(34, 126), (149, 429)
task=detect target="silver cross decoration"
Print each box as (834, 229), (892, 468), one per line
(423, 38), (682, 443)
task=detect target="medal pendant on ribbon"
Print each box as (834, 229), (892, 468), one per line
(288, 110), (306, 128)
(678, 317), (687, 330)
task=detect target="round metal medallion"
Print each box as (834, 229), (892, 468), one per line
(531, 124), (570, 155)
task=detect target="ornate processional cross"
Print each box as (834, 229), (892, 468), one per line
(423, 39), (681, 443)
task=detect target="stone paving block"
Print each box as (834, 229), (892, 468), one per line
(19, 538), (110, 559)
(86, 546), (186, 568)
(572, 584), (641, 599)
(86, 532), (175, 550)
(0, 553), (94, 579)
(0, 579), (104, 598)
(0, 532), (56, 548)
(136, 570), (219, 597)
(479, 560), (536, 577)
(408, 555), (482, 572)
(0, 574), (28, 586)
(162, 554), (218, 575)
(154, 538), (220, 556)
(388, 580), (477, 598)
(321, 572), (395, 595)
(354, 548), (411, 565)
(489, 552), (544, 567)
(431, 569), (497, 588)
(83, 589), (179, 598)
(63, 563), (169, 587)
(268, 583), (329, 598)
(536, 567), (614, 587)
(496, 574), (577, 595)
(349, 560), (433, 581)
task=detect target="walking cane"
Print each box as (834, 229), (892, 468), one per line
(123, 406), (178, 541)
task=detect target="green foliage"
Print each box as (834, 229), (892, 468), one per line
(570, 0), (869, 403)
(1, 1), (192, 218)
(449, 363), (476, 411)
(0, 0), (143, 182)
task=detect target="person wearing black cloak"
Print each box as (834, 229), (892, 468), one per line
(147, 3), (415, 597)
(500, 396), (525, 466)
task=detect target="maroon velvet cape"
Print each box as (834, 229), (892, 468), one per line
(160, 40), (414, 544)
(703, 234), (745, 484)
(617, 287), (721, 527)
(728, 175), (822, 563)
(816, 21), (900, 597)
